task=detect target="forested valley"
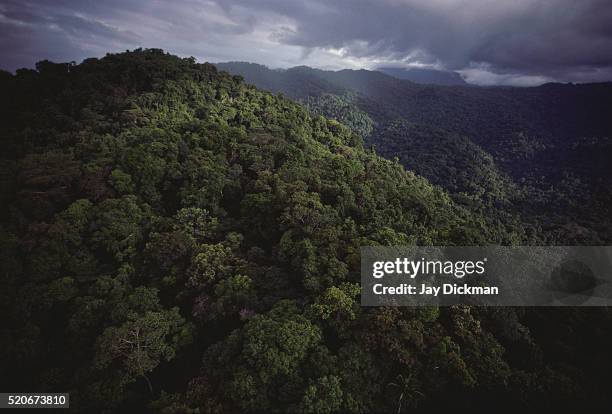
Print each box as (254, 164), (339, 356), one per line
(1, 49), (612, 412)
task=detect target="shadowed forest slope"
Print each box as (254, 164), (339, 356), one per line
(1, 50), (611, 412)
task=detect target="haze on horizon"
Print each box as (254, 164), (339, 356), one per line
(1, 0), (611, 86)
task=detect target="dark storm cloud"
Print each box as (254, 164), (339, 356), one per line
(220, 0), (612, 83)
(1, 0), (611, 85)
(0, 0), (141, 70)
(0, 0), (271, 72)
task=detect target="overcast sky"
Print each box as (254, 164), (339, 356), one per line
(1, 0), (611, 86)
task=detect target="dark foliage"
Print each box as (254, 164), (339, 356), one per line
(1, 50), (611, 412)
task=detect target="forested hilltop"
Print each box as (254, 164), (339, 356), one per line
(216, 62), (612, 244)
(1, 49), (612, 412)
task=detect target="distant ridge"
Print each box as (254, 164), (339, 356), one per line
(377, 67), (468, 85)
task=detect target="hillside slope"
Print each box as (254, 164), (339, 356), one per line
(216, 62), (612, 243)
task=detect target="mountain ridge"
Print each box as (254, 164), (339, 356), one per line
(377, 66), (468, 86)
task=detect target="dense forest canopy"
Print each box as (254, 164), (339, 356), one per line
(1, 49), (612, 412)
